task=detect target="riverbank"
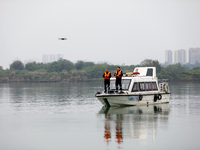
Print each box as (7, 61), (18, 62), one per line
(1, 59), (200, 83)
(0, 70), (105, 83)
(1, 71), (200, 83)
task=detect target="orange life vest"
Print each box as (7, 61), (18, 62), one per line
(115, 71), (122, 78)
(104, 72), (110, 80)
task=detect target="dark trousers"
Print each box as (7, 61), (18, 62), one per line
(104, 79), (110, 92)
(116, 78), (122, 91)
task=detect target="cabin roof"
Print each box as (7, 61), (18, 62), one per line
(110, 67), (157, 80)
(134, 67), (156, 78)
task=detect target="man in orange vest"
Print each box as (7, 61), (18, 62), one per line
(103, 69), (111, 93)
(114, 67), (123, 91)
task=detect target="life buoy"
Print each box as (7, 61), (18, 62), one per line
(158, 94), (162, 100)
(139, 95), (143, 101)
(154, 95), (157, 102)
(164, 84), (169, 93)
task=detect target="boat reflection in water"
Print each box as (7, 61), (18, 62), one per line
(99, 103), (170, 147)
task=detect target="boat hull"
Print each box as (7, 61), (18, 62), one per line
(96, 93), (170, 107)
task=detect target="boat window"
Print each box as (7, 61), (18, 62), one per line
(122, 79), (131, 90)
(132, 82), (139, 92)
(146, 68), (153, 76)
(145, 82), (152, 91)
(152, 82), (158, 90)
(110, 79), (131, 90)
(139, 82), (145, 91)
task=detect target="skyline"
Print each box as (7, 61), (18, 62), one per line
(165, 48), (200, 64)
(2, 46), (200, 68)
(8, 47), (200, 66)
(5, 46), (200, 69)
(1, 0), (200, 69)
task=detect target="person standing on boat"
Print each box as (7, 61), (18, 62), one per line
(114, 67), (123, 91)
(103, 69), (111, 93)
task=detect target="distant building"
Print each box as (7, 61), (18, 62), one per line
(174, 49), (187, 64)
(189, 48), (200, 64)
(43, 54), (49, 64)
(165, 50), (172, 64)
(49, 54), (56, 63)
(57, 54), (64, 61)
(43, 54), (64, 63)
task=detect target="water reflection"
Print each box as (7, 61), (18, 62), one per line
(116, 118), (123, 144)
(99, 104), (170, 147)
(4, 82), (99, 114)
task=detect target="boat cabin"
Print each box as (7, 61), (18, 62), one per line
(109, 67), (159, 93)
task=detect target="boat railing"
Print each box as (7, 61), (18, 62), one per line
(158, 79), (168, 83)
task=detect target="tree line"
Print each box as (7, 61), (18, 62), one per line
(0, 59), (200, 82)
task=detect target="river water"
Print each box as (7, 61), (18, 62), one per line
(0, 82), (200, 150)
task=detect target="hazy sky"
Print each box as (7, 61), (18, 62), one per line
(1, 0), (200, 69)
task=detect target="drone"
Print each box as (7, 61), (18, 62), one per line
(58, 38), (67, 40)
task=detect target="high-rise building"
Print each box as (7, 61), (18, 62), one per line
(43, 54), (49, 64)
(189, 48), (200, 64)
(57, 54), (64, 61)
(49, 54), (56, 63)
(174, 49), (187, 64)
(165, 50), (172, 64)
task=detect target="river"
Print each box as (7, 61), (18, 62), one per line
(0, 82), (200, 150)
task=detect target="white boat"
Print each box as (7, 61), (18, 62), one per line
(95, 67), (170, 107)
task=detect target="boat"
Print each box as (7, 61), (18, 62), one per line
(95, 67), (170, 107)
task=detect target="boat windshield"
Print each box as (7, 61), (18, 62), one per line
(110, 79), (131, 91)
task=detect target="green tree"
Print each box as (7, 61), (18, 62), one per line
(88, 63), (109, 78)
(0, 66), (3, 70)
(75, 60), (85, 70)
(35, 63), (45, 70)
(46, 61), (59, 72)
(140, 59), (153, 66)
(151, 60), (162, 73)
(165, 63), (184, 80)
(84, 62), (95, 68)
(140, 59), (162, 73)
(58, 59), (75, 72)
(10, 60), (24, 70)
(25, 62), (37, 71)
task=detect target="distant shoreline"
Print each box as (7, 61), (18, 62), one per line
(1, 77), (200, 83)
(0, 77), (103, 83)
(1, 59), (200, 83)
